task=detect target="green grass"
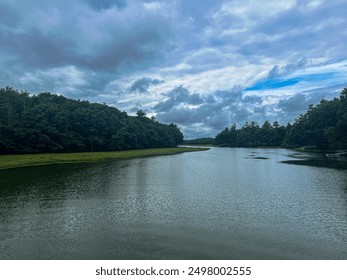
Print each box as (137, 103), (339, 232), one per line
(0, 147), (209, 170)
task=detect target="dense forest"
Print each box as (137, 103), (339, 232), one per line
(214, 121), (287, 147)
(283, 88), (347, 149)
(0, 87), (183, 154)
(214, 88), (347, 150)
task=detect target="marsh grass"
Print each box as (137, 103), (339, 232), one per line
(0, 147), (209, 170)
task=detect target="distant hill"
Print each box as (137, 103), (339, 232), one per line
(0, 87), (183, 154)
(183, 137), (214, 145)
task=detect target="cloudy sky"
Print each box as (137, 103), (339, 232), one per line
(1, 0), (347, 138)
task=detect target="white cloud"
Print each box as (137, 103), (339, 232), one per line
(216, 0), (296, 20)
(295, 60), (347, 75)
(143, 2), (164, 11)
(299, 0), (326, 11)
(178, 65), (268, 94)
(18, 66), (87, 95)
(159, 63), (193, 73)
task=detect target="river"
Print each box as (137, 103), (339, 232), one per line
(0, 147), (346, 259)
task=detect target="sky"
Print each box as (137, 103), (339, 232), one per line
(1, 0), (347, 139)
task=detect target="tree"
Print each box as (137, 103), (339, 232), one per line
(283, 88), (347, 149)
(136, 110), (146, 118)
(0, 88), (184, 154)
(214, 120), (286, 147)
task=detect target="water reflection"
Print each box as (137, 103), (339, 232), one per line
(0, 148), (346, 259)
(282, 159), (347, 169)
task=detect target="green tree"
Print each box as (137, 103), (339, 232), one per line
(0, 87), (184, 154)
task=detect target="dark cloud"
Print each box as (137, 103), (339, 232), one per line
(167, 86), (204, 104)
(0, 28), (77, 69)
(0, 19), (171, 72)
(267, 58), (308, 79)
(277, 94), (308, 112)
(204, 111), (231, 130)
(156, 107), (203, 125)
(83, 19), (172, 71)
(155, 86), (265, 134)
(231, 109), (251, 123)
(129, 77), (164, 93)
(0, 3), (18, 27)
(253, 106), (266, 114)
(0, 0), (176, 103)
(239, 1), (347, 59)
(0, 0), (173, 74)
(86, 0), (127, 10)
(154, 86), (204, 111)
(242, 95), (262, 104)
(215, 89), (243, 103)
(276, 87), (340, 115)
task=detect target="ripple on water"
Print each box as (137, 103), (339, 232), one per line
(0, 148), (346, 259)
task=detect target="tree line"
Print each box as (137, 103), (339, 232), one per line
(214, 88), (347, 150)
(0, 87), (183, 154)
(183, 138), (214, 145)
(215, 121), (287, 147)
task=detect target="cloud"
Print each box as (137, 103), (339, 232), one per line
(129, 77), (164, 93)
(238, 1), (347, 60)
(267, 58), (309, 79)
(246, 71), (342, 91)
(1, 0), (347, 138)
(0, 0), (176, 103)
(0, 0), (173, 72)
(153, 81), (345, 139)
(217, 0), (296, 21)
(277, 94), (308, 113)
(0, 28), (76, 68)
(154, 86), (204, 111)
(203, 0), (347, 66)
(154, 86), (268, 137)
(86, 0), (127, 10)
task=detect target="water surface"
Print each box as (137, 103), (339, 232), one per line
(0, 148), (346, 259)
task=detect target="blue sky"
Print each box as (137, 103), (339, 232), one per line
(1, 0), (347, 138)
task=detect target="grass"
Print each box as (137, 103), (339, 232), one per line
(0, 147), (209, 171)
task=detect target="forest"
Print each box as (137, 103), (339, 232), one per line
(215, 88), (347, 150)
(0, 87), (183, 154)
(214, 121), (287, 147)
(1, 86), (346, 154)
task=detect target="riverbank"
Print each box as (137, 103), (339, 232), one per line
(0, 147), (209, 170)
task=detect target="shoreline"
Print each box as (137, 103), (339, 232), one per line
(0, 147), (209, 171)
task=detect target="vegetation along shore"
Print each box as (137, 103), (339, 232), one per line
(0, 147), (209, 171)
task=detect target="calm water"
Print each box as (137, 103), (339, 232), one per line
(0, 147), (346, 259)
